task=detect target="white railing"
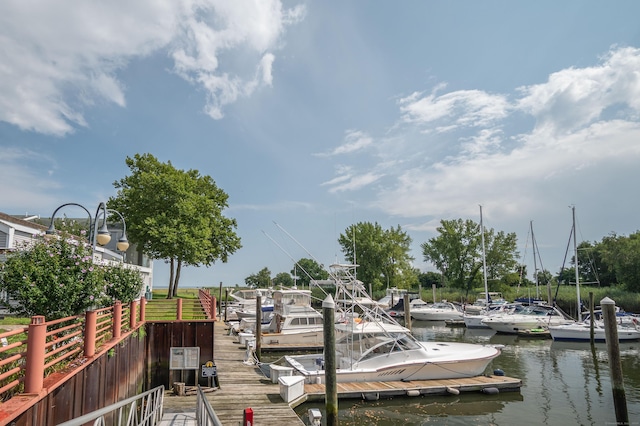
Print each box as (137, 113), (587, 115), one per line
(196, 385), (223, 426)
(56, 385), (165, 426)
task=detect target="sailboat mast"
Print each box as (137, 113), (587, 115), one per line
(572, 206), (582, 321)
(531, 220), (540, 300)
(480, 205), (489, 305)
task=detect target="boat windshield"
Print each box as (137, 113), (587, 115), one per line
(336, 331), (420, 362)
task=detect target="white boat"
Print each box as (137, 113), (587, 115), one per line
(463, 303), (521, 329)
(481, 303), (574, 334)
(283, 264), (502, 384)
(548, 309), (640, 342)
(260, 289), (324, 349)
(376, 287), (408, 310)
(411, 301), (464, 321)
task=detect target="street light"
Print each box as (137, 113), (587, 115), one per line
(46, 202), (128, 253)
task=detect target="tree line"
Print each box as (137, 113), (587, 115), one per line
(244, 219), (640, 295)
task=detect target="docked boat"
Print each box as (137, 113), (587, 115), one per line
(411, 301), (464, 321)
(259, 289), (324, 349)
(376, 287), (408, 310)
(481, 303), (574, 334)
(548, 309), (640, 342)
(283, 264), (502, 384)
(463, 302), (522, 329)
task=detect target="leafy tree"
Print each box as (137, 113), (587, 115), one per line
(421, 218), (519, 291)
(291, 258), (329, 288)
(245, 267), (272, 288)
(599, 231), (640, 292)
(418, 271), (444, 289)
(272, 272), (294, 288)
(338, 222), (417, 292)
(0, 234), (143, 319)
(109, 153), (241, 298)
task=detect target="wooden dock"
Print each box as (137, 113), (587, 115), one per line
(293, 374), (522, 406)
(161, 321), (305, 426)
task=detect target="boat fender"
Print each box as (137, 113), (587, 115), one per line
(493, 369), (505, 376)
(406, 390), (421, 397)
(482, 387), (499, 395)
(446, 387), (460, 395)
(362, 392), (380, 401)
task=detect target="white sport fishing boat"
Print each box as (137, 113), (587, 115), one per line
(283, 264), (502, 384)
(259, 289), (324, 349)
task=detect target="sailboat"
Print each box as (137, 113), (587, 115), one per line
(463, 206), (514, 329)
(548, 207), (640, 342)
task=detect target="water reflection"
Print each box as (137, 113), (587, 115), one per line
(293, 321), (640, 425)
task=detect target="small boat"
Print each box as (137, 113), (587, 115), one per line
(463, 303), (522, 329)
(481, 303), (574, 334)
(386, 297), (427, 318)
(411, 301), (464, 321)
(283, 264), (502, 384)
(548, 310), (640, 342)
(376, 287), (409, 310)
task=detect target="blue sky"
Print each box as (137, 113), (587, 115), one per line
(2, 1), (640, 289)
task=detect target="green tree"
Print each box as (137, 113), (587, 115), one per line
(272, 272), (294, 288)
(245, 267), (272, 288)
(421, 218), (519, 291)
(599, 231), (640, 292)
(338, 222), (416, 292)
(0, 234), (143, 319)
(109, 153), (241, 298)
(292, 258), (329, 288)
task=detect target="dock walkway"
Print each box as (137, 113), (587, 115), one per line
(160, 321), (304, 426)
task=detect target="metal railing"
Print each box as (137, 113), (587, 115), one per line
(196, 384), (223, 426)
(55, 385), (165, 426)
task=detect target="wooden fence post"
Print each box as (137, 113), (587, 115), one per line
(177, 298), (183, 320)
(130, 300), (138, 329)
(24, 316), (46, 394)
(211, 296), (217, 321)
(140, 297), (146, 322)
(113, 301), (122, 339)
(84, 310), (97, 358)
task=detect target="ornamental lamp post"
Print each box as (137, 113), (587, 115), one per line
(46, 202), (129, 254)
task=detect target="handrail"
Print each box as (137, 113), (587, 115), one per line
(55, 385), (165, 426)
(196, 384), (223, 426)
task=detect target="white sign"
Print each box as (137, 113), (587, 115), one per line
(169, 347), (200, 370)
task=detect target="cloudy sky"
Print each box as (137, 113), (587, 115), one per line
(2, 1), (640, 288)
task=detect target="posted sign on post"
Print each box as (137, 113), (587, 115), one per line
(201, 361), (217, 377)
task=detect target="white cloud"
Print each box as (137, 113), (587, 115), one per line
(398, 87), (511, 131)
(0, 0), (304, 135)
(516, 46), (640, 135)
(324, 46), (640, 226)
(315, 130), (374, 157)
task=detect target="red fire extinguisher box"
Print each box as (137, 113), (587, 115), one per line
(243, 407), (253, 426)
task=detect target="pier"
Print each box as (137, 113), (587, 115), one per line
(161, 320), (305, 425)
(293, 374), (522, 406)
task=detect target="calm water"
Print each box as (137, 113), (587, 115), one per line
(291, 321), (640, 426)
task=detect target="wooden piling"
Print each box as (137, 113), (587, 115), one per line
(403, 293), (412, 330)
(323, 294), (338, 426)
(255, 292), (262, 362)
(601, 297), (628, 424)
